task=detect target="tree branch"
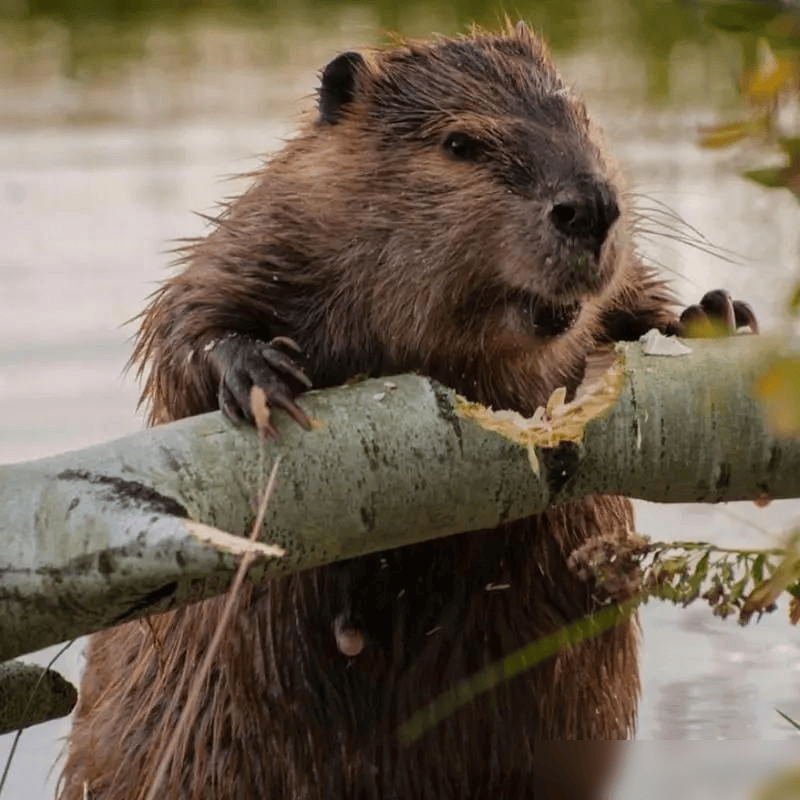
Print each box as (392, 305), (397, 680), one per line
(1, 337), (798, 668)
(0, 658), (77, 736)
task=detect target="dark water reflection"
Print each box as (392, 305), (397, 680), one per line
(3, 0), (712, 72)
(1, 4), (800, 798)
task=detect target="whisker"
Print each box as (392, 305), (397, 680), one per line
(627, 191), (744, 265)
(635, 251), (694, 285)
(634, 226), (739, 264)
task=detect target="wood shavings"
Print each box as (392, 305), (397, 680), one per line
(639, 328), (692, 356)
(455, 350), (626, 471)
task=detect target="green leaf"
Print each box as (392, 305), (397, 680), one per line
(656, 583), (679, 602)
(780, 138), (800, 158)
(686, 552), (711, 595)
(752, 553), (766, 585)
(706, 1), (782, 33)
(788, 284), (800, 316)
(721, 561), (734, 583)
(764, 10), (800, 52)
(786, 580), (800, 598)
(729, 575), (749, 604)
(743, 167), (786, 189)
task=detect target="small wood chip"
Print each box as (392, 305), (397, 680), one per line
(639, 328), (692, 356)
(184, 520), (285, 558)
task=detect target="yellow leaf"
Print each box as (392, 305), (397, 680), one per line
(755, 357), (800, 437)
(698, 119), (754, 149)
(744, 54), (794, 101)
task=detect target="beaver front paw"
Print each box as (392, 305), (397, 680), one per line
(207, 333), (312, 437)
(669, 289), (758, 338)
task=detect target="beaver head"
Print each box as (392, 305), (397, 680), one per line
(183, 22), (636, 413)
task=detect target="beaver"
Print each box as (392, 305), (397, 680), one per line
(58, 22), (757, 800)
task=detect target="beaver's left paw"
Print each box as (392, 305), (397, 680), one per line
(669, 289), (758, 338)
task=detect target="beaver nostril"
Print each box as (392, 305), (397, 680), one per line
(549, 181), (619, 254)
(551, 203), (577, 228)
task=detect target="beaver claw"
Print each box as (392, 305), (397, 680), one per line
(670, 289), (758, 338)
(207, 333), (312, 437)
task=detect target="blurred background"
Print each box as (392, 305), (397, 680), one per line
(1, 1), (800, 797)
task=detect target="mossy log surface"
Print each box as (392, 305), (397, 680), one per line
(0, 660), (77, 734)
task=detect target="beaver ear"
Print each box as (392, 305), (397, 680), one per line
(319, 51), (365, 124)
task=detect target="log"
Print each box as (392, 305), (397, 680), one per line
(0, 337), (797, 667)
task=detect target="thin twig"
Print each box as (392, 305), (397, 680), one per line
(142, 457), (282, 800)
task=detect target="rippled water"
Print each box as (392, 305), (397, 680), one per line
(2, 11), (800, 799)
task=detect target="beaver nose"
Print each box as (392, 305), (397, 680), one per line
(549, 181), (620, 254)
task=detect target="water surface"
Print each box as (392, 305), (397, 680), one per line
(2, 6), (800, 798)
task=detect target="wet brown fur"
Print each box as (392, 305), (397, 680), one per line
(60, 23), (679, 800)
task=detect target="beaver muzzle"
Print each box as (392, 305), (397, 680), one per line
(549, 178), (620, 261)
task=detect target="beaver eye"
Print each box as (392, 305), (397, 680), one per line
(442, 132), (481, 161)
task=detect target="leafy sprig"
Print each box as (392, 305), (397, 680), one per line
(569, 530), (800, 625)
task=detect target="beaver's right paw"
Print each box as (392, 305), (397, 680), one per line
(207, 333), (312, 438)
(675, 289), (759, 338)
